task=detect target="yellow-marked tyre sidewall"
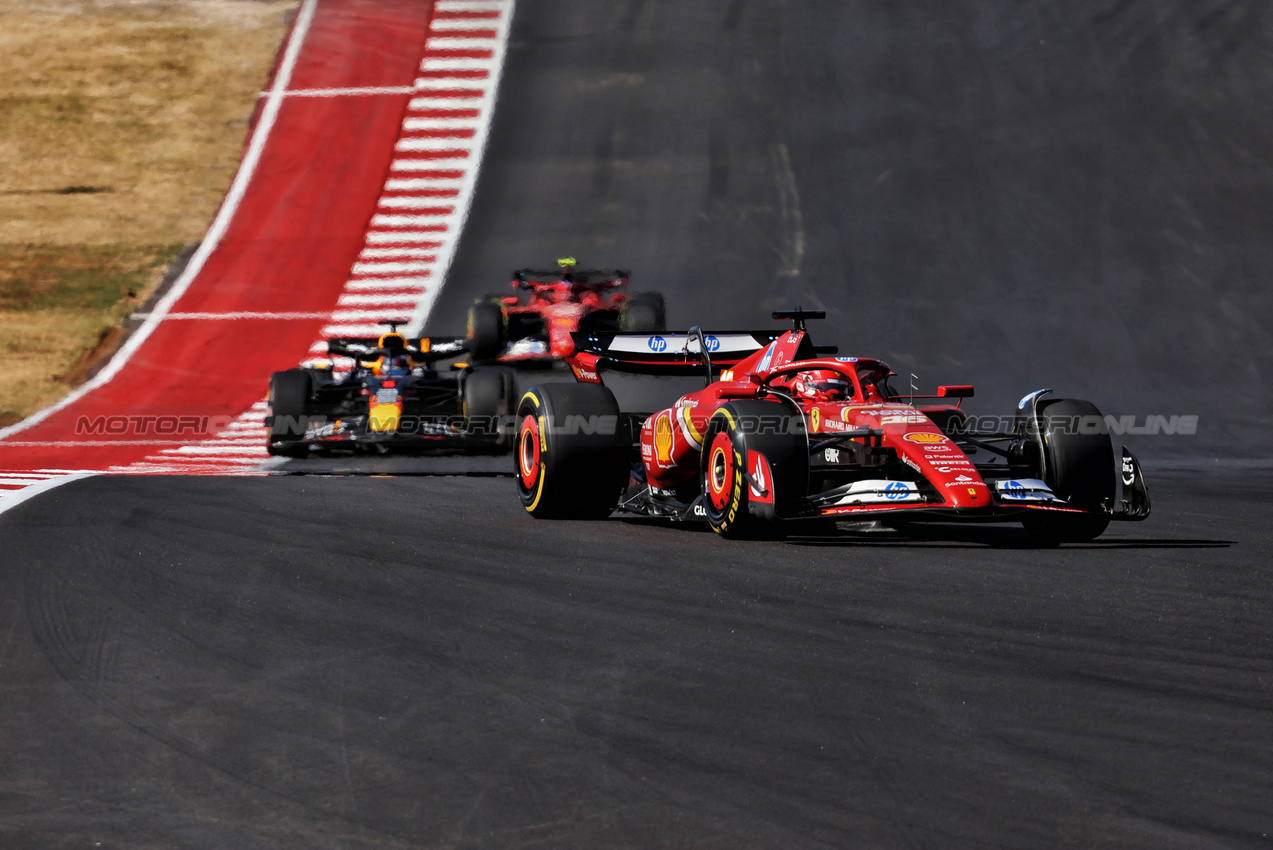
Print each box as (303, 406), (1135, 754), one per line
(515, 391), (549, 514)
(513, 384), (627, 520)
(703, 410), (749, 537)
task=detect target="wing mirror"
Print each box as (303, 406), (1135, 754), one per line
(937, 385), (974, 398)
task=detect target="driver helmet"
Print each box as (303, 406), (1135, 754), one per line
(792, 369), (851, 402)
(384, 355), (411, 377)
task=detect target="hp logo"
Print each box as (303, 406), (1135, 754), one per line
(884, 481), (909, 501)
(1003, 480), (1026, 500)
(648, 336), (667, 352)
(705, 335), (721, 352)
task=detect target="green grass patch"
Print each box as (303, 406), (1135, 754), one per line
(0, 242), (184, 311)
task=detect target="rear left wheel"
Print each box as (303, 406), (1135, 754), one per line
(515, 383), (629, 519)
(466, 300), (506, 361)
(462, 366), (516, 449)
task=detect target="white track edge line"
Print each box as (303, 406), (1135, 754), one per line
(0, 473), (96, 517)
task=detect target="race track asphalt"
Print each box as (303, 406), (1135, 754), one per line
(0, 470), (1268, 848)
(4, 0), (1273, 846)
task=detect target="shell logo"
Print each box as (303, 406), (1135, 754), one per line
(655, 412), (674, 463)
(904, 432), (946, 444)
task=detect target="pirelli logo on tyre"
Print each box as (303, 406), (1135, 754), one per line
(904, 432), (947, 444)
(728, 449), (744, 524)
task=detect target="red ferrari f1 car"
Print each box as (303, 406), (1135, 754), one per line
(512, 311), (1150, 544)
(466, 258), (666, 363)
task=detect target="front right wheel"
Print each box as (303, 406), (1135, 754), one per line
(1020, 397), (1115, 544)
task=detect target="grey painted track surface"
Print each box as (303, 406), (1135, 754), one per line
(6, 0), (1273, 846)
(0, 471), (1269, 848)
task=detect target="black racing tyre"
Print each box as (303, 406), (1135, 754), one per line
(305, 365), (336, 387)
(462, 366), (516, 449)
(621, 291), (666, 333)
(1021, 397), (1114, 544)
(701, 399), (809, 539)
(267, 369), (312, 457)
(515, 383), (629, 519)
(466, 300), (505, 361)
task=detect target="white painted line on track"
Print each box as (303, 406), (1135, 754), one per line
(352, 261), (437, 274)
(384, 177), (463, 189)
(338, 293), (422, 306)
(428, 18), (498, 30)
(330, 309), (423, 322)
(409, 96), (484, 108)
(435, 0), (504, 9)
(372, 213), (454, 227)
(390, 158), (471, 171)
(365, 229), (447, 241)
(159, 446), (270, 456)
(0, 473), (95, 517)
(345, 279), (434, 291)
(130, 311), (331, 321)
(321, 324), (400, 336)
(426, 38), (496, 50)
(378, 196), (459, 209)
(395, 138), (476, 151)
(360, 247), (439, 259)
(402, 117), (480, 131)
(420, 58), (493, 72)
(266, 86), (415, 97)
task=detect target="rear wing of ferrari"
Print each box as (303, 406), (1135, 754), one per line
(512, 267), (630, 285)
(567, 329), (785, 379)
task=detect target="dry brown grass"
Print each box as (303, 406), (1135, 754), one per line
(0, 0), (294, 426)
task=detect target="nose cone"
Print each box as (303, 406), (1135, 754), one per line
(894, 430), (992, 508)
(936, 471), (993, 508)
